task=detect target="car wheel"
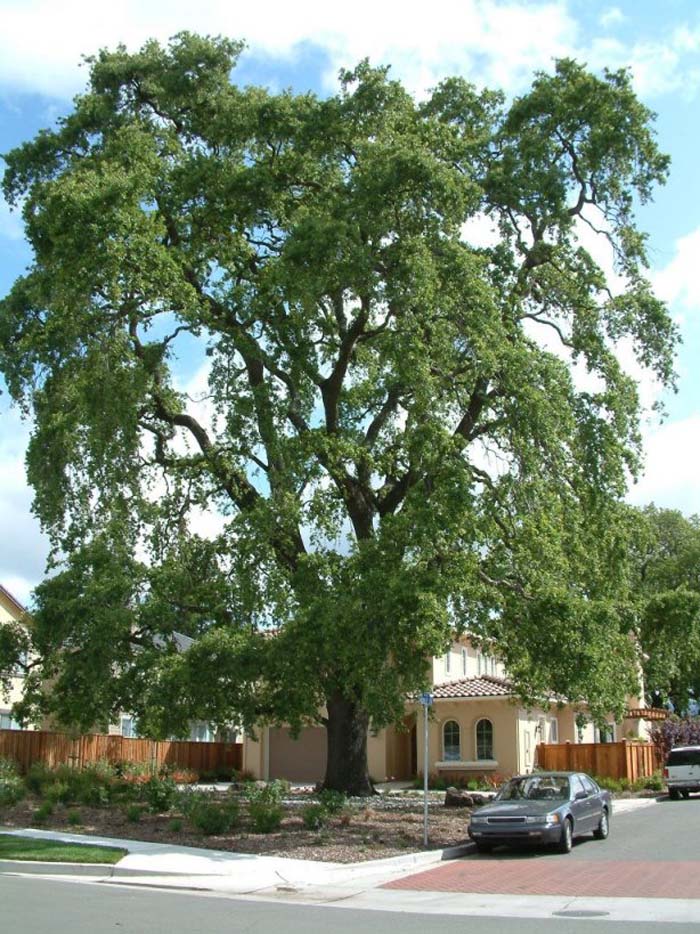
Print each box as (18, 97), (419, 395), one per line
(557, 818), (573, 854)
(475, 841), (493, 854)
(682, 790), (691, 799)
(593, 808), (609, 840)
(669, 788), (681, 800)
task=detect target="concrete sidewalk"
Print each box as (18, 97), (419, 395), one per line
(0, 797), (657, 899)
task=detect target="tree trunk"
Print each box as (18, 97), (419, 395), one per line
(323, 693), (375, 795)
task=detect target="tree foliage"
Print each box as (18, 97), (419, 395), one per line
(629, 506), (700, 712)
(0, 35), (676, 791)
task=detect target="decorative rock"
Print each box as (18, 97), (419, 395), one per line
(444, 787), (474, 808)
(469, 793), (490, 806)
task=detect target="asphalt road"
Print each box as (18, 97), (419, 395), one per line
(1, 875), (698, 934)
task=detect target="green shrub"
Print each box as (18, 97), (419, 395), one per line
(141, 776), (177, 813)
(25, 762), (52, 796)
(67, 810), (82, 826)
(631, 772), (664, 792)
(168, 818), (183, 832)
(248, 801), (283, 833)
(126, 804), (143, 823)
(318, 789), (346, 814)
(44, 780), (71, 805)
(0, 757), (20, 781)
(0, 758), (24, 807)
(245, 780), (287, 807)
(190, 799), (239, 835)
(301, 804), (328, 830)
(0, 777), (25, 807)
(32, 801), (54, 824)
(594, 776), (625, 794)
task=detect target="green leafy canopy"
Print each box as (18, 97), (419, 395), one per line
(0, 35), (676, 741)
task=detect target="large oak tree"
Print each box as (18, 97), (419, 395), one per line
(0, 35), (676, 792)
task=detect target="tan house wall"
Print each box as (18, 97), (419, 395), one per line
(413, 697), (520, 781)
(243, 722), (409, 784)
(432, 640), (506, 687)
(0, 587), (30, 725)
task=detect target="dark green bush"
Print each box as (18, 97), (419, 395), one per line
(190, 799), (239, 835)
(126, 804), (143, 823)
(141, 776), (177, 813)
(301, 803), (327, 830)
(32, 801), (53, 824)
(0, 758), (24, 807)
(67, 810), (82, 826)
(248, 801), (283, 833)
(318, 789), (346, 814)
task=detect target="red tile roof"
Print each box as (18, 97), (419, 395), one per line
(431, 675), (514, 699)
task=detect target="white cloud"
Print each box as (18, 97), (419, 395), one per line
(0, 401), (50, 604)
(0, 0), (578, 100)
(652, 226), (700, 317)
(599, 7), (625, 29)
(588, 26), (700, 99)
(628, 414), (700, 515)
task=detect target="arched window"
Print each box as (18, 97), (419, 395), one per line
(476, 718), (493, 760)
(443, 720), (461, 761)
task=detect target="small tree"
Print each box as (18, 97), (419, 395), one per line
(650, 716), (700, 762)
(0, 35), (676, 793)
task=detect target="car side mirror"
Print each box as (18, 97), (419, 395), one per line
(575, 790), (587, 800)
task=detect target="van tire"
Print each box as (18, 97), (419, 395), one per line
(669, 788), (680, 800)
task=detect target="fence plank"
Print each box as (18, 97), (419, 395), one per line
(0, 728), (241, 775)
(536, 740), (659, 781)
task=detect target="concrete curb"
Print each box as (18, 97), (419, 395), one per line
(0, 825), (473, 887)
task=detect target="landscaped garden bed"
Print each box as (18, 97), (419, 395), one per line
(0, 758), (664, 864)
(0, 759), (473, 862)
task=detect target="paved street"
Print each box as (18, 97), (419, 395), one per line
(1, 875), (698, 934)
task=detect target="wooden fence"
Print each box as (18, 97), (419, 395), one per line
(535, 740), (661, 781)
(0, 728), (242, 776)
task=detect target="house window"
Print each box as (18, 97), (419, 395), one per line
(476, 718), (494, 759)
(477, 652), (484, 676)
(445, 651), (451, 674)
(443, 720), (461, 761)
(0, 713), (21, 730)
(190, 721), (213, 743)
(549, 719), (558, 743)
(120, 716), (136, 738)
(461, 648), (467, 677)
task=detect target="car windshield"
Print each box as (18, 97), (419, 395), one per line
(496, 775), (570, 801)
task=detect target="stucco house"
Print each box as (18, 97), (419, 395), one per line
(0, 583), (34, 731)
(242, 637), (652, 784)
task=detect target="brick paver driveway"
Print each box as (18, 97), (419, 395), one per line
(384, 857), (700, 899)
(385, 799), (700, 900)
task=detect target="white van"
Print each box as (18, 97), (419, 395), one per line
(664, 746), (700, 799)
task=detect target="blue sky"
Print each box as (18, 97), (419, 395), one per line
(1, 0), (699, 604)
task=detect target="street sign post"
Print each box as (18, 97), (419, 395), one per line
(419, 693), (433, 847)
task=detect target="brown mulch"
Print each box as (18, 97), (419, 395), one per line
(0, 795), (473, 863)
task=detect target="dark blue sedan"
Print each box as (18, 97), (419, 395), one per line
(468, 771), (612, 854)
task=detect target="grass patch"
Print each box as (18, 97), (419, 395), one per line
(0, 833), (126, 864)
